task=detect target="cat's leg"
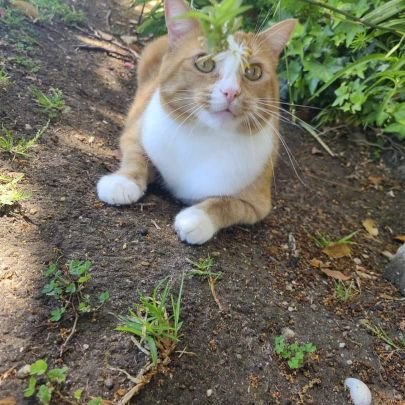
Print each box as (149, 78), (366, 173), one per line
(174, 189), (271, 245)
(97, 122), (150, 205)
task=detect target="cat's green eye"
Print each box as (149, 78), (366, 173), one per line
(194, 55), (216, 73)
(245, 64), (262, 81)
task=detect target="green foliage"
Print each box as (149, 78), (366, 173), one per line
(31, 87), (65, 119)
(31, 0), (86, 25)
(42, 259), (109, 322)
(313, 230), (357, 248)
(334, 280), (356, 302)
(23, 359), (67, 405)
(274, 336), (316, 369)
(116, 276), (184, 365)
(0, 174), (30, 208)
(0, 68), (11, 89)
(189, 256), (223, 279)
(0, 122), (48, 158)
(183, 0), (251, 52)
(1, 8), (26, 28)
(11, 55), (40, 72)
(87, 398), (103, 405)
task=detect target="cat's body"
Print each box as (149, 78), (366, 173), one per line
(97, 0), (296, 244)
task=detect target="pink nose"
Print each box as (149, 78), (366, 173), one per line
(221, 88), (240, 103)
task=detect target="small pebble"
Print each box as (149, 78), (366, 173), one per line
(346, 360), (353, 365)
(281, 327), (296, 340)
(206, 389), (213, 397)
(339, 343), (346, 349)
(104, 377), (114, 389)
(16, 364), (31, 379)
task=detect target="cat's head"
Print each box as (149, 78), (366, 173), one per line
(159, 0), (296, 133)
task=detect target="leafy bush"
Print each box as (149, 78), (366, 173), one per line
(133, 0), (405, 141)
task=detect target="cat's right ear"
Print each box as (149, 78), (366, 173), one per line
(165, 0), (198, 46)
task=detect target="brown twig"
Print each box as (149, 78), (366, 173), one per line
(74, 44), (129, 61)
(59, 311), (79, 357)
(208, 276), (223, 311)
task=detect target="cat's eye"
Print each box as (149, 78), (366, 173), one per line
(194, 54), (216, 73)
(245, 64), (263, 81)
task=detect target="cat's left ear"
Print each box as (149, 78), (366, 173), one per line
(165, 0), (199, 46)
(258, 19), (298, 59)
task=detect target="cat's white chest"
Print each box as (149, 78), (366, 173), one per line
(141, 91), (273, 203)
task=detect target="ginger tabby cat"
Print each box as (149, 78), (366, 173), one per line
(97, 0), (296, 244)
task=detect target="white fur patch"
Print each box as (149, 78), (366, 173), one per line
(141, 91), (274, 203)
(175, 207), (216, 244)
(97, 173), (143, 205)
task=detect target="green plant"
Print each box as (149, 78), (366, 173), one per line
(1, 8), (26, 28)
(334, 280), (356, 302)
(31, 0), (85, 25)
(189, 256), (222, 279)
(183, 0), (251, 52)
(361, 319), (402, 350)
(31, 87), (65, 119)
(23, 359), (68, 405)
(274, 335), (316, 369)
(0, 122), (48, 158)
(313, 230), (358, 248)
(116, 276), (184, 365)
(0, 174), (30, 209)
(12, 55), (40, 72)
(42, 259), (109, 323)
(0, 68), (11, 89)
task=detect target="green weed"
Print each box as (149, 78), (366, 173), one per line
(31, 87), (65, 119)
(361, 319), (402, 351)
(313, 231), (358, 248)
(334, 280), (357, 302)
(274, 336), (316, 370)
(189, 256), (222, 280)
(31, 0), (85, 25)
(42, 259), (109, 323)
(23, 359), (68, 405)
(116, 276), (184, 365)
(0, 174), (30, 209)
(1, 8), (26, 28)
(12, 55), (40, 73)
(0, 68), (11, 89)
(0, 123), (48, 158)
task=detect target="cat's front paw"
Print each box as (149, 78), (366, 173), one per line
(174, 207), (216, 245)
(97, 173), (143, 205)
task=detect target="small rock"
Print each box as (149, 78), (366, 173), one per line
(236, 354), (242, 360)
(82, 344), (89, 351)
(16, 364), (31, 379)
(346, 360), (353, 365)
(345, 377), (372, 405)
(339, 342), (346, 349)
(281, 327), (296, 340)
(383, 243), (405, 295)
(104, 377), (114, 389)
(206, 389), (213, 397)
(25, 124), (32, 130)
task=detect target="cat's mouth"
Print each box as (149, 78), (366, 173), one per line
(211, 108), (236, 120)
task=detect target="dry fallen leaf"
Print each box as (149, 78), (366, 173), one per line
(323, 243), (351, 259)
(10, 0), (38, 20)
(0, 397), (17, 405)
(319, 268), (351, 281)
(362, 218), (378, 237)
(309, 258), (322, 268)
(368, 175), (383, 187)
(393, 235), (405, 242)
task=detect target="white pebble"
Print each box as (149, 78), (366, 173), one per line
(206, 389), (213, 397)
(345, 377), (372, 405)
(339, 342), (346, 349)
(346, 360), (353, 365)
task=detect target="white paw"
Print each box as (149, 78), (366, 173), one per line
(174, 207), (216, 245)
(97, 173), (143, 205)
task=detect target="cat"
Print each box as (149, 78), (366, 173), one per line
(97, 0), (296, 245)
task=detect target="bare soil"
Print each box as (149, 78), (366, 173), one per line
(0, 1), (404, 404)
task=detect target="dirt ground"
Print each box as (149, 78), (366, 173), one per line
(0, 1), (404, 404)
